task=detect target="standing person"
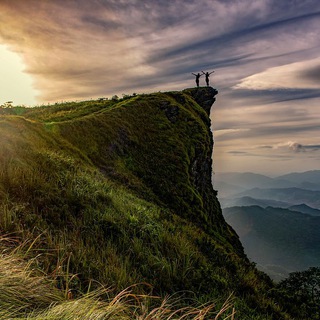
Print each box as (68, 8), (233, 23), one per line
(202, 70), (214, 86)
(192, 72), (202, 87)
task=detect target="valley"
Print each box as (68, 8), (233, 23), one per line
(214, 170), (320, 280)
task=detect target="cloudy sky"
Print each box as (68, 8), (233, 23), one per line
(0, 0), (319, 175)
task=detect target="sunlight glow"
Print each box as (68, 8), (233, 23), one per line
(0, 45), (37, 106)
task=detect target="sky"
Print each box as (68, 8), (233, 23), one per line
(0, 0), (319, 175)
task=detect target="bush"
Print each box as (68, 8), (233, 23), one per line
(277, 267), (320, 319)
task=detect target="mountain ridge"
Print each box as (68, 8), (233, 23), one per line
(0, 87), (293, 318)
(214, 170), (320, 195)
(218, 170), (320, 286)
(224, 205), (320, 280)
(234, 187), (320, 209)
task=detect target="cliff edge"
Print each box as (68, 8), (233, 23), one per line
(0, 88), (290, 319)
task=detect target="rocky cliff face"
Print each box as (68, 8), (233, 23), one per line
(183, 87), (218, 116)
(183, 88), (219, 219)
(183, 87), (243, 254)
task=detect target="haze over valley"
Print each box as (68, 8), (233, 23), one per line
(214, 170), (320, 280)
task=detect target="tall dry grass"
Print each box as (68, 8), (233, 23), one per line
(0, 235), (235, 319)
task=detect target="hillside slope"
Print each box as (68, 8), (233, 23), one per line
(0, 88), (291, 319)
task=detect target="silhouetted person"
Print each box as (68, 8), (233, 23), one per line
(192, 72), (202, 87)
(202, 70), (214, 86)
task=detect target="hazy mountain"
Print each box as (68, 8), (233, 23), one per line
(288, 204), (320, 216)
(234, 187), (320, 209)
(214, 172), (279, 192)
(277, 170), (320, 185)
(220, 196), (292, 209)
(218, 170), (320, 282)
(212, 180), (246, 197)
(224, 205), (320, 280)
(214, 170), (320, 198)
(297, 181), (320, 191)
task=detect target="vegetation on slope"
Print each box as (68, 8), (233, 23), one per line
(0, 89), (292, 318)
(0, 236), (235, 319)
(277, 267), (320, 319)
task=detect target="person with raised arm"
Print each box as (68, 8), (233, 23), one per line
(202, 70), (214, 86)
(191, 72), (202, 87)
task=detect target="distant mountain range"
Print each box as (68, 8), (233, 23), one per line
(214, 170), (320, 280)
(221, 187), (320, 209)
(220, 196), (293, 209)
(213, 170), (320, 198)
(224, 205), (320, 281)
(288, 203), (320, 216)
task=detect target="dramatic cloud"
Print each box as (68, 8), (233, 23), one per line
(274, 141), (305, 152)
(0, 0), (319, 173)
(1, 0), (319, 101)
(0, 1), (158, 101)
(234, 58), (320, 91)
(270, 141), (320, 153)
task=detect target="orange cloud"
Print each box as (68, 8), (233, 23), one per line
(0, 1), (154, 102)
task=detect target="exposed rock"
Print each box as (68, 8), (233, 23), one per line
(183, 87), (218, 115)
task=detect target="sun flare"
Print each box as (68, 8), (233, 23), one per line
(0, 45), (36, 106)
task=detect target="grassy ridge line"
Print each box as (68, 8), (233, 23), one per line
(44, 91), (243, 257)
(0, 90), (291, 318)
(49, 93), (223, 225)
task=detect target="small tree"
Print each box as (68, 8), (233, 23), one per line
(277, 267), (320, 319)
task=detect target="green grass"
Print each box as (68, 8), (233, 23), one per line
(0, 89), (294, 318)
(0, 236), (235, 319)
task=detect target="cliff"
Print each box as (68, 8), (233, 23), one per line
(0, 88), (291, 318)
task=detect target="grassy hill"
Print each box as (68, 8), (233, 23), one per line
(0, 88), (293, 319)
